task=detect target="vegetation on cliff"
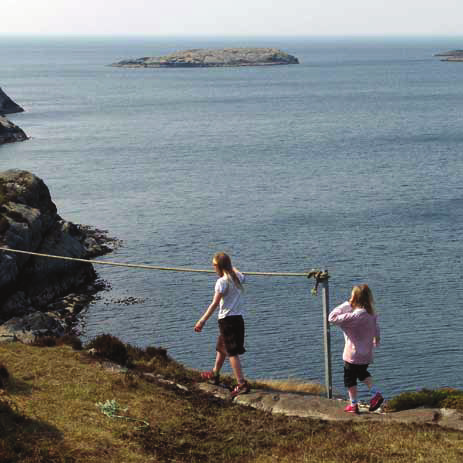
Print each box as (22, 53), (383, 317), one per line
(1, 337), (463, 462)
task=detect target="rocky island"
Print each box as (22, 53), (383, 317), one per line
(434, 50), (463, 61)
(0, 88), (27, 145)
(112, 47), (299, 68)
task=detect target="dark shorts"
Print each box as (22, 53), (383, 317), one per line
(216, 315), (246, 357)
(344, 361), (371, 388)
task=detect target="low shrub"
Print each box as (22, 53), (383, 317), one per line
(57, 334), (83, 350)
(387, 388), (463, 412)
(85, 333), (128, 365)
(126, 344), (169, 364)
(32, 336), (57, 347)
(32, 335), (83, 350)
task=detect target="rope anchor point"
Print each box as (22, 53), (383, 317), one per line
(307, 269), (329, 296)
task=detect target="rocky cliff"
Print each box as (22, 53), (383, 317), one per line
(0, 170), (118, 342)
(112, 47), (299, 68)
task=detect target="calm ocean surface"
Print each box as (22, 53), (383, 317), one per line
(1, 36), (462, 398)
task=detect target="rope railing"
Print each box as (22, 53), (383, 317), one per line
(0, 245), (332, 397)
(0, 246), (313, 278)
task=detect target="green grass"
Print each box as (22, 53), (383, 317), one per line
(1, 339), (463, 462)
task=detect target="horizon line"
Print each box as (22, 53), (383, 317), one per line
(0, 33), (462, 39)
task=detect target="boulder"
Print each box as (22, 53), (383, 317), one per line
(0, 312), (64, 344)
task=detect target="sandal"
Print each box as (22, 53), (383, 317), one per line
(231, 380), (250, 398)
(200, 370), (220, 385)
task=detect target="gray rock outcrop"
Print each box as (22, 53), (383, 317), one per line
(0, 170), (118, 342)
(0, 116), (28, 144)
(0, 312), (64, 343)
(0, 88), (27, 145)
(0, 88), (24, 115)
(112, 47), (299, 68)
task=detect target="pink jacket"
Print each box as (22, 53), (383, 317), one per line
(328, 301), (380, 365)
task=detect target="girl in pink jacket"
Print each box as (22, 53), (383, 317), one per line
(329, 284), (383, 414)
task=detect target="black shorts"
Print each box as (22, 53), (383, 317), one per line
(216, 315), (246, 357)
(344, 361), (371, 388)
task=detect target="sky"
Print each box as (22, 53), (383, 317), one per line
(1, 0), (462, 37)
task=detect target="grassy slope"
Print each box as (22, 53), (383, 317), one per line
(1, 342), (463, 463)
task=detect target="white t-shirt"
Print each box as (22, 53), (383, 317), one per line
(215, 271), (245, 319)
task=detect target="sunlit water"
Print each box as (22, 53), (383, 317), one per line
(1, 36), (463, 398)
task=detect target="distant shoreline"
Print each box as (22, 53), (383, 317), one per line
(434, 50), (463, 61)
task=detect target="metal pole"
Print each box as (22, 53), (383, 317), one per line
(321, 276), (333, 399)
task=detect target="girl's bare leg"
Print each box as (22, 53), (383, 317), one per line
(363, 376), (373, 390)
(229, 355), (245, 384)
(348, 385), (358, 403)
(213, 350), (226, 374)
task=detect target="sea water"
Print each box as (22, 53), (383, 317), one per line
(1, 36), (463, 397)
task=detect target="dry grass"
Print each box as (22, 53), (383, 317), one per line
(0, 339), (463, 462)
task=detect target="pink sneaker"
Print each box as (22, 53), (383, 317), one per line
(344, 404), (359, 414)
(369, 392), (384, 412)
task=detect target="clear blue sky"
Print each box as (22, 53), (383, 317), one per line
(1, 0), (462, 36)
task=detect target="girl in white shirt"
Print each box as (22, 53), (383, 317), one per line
(194, 252), (250, 397)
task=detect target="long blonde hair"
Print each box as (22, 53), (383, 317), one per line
(350, 284), (375, 314)
(213, 252), (243, 290)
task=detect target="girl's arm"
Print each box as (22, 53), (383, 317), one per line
(194, 291), (222, 332)
(328, 301), (354, 325)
